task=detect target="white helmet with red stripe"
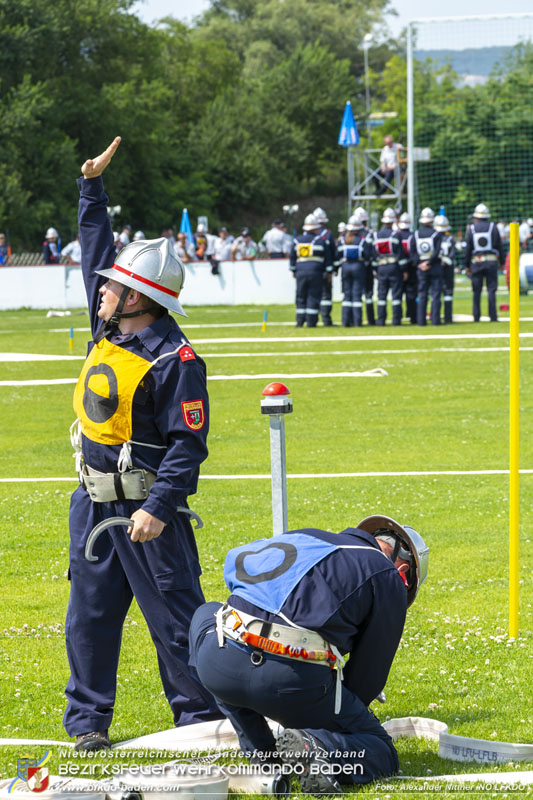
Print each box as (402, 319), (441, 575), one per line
(97, 237), (186, 316)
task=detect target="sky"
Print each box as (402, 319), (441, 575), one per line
(132, 0), (533, 40)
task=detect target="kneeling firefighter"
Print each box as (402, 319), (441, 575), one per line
(189, 516), (429, 794)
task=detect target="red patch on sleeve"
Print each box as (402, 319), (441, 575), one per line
(179, 345), (196, 362)
(182, 400), (205, 430)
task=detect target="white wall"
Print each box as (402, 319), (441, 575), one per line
(0, 260), (343, 309)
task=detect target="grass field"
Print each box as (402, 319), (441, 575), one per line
(0, 283), (532, 798)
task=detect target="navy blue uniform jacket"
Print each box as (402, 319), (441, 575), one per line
(227, 527), (407, 707)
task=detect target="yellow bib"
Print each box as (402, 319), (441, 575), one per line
(73, 338), (153, 445)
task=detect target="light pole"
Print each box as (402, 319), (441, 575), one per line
(362, 33), (373, 140)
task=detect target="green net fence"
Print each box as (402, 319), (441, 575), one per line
(411, 14), (533, 244)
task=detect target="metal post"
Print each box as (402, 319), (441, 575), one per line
(261, 383), (293, 536)
(407, 21), (415, 223)
(363, 37), (371, 140)
(509, 222), (520, 638)
(347, 147), (355, 218)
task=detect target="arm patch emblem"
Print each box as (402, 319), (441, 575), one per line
(180, 345), (196, 362)
(182, 399), (205, 430)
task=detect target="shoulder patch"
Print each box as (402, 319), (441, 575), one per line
(182, 399), (205, 430)
(179, 345), (196, 362)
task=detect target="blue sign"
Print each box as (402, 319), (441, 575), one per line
(179, 208), (194, 245)
(338, 101), (360, 147)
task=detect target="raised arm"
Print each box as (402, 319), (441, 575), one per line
(77, 137), (122, 334)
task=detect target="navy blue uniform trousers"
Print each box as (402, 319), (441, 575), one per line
(341, 262), (366, 326)
(417, 265), (442, 326)
(64, 489), (220, 736)
(471, 263), (498, 321)
(295, 267), (324, 327)
(189, 603), (399, 786)
(377, 264), (403, 326)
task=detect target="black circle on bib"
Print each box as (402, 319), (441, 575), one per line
(83, 364), (119, 423)
(235, 542), (298, 584)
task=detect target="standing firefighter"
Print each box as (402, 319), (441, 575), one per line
(373, 208), (403, 326)
(410, 207), (443, 326)
(64, 137), (220, 751)
(354, 207), (376, 325)
(313, 207), (338, 326)
(435, 215), (455, 324)
(337, 214), (370, 327)
(396, 212), (417, 325)
(464, 203), (503, 322)
(190, 516), (429, 794)
(290, 214), (334, 328)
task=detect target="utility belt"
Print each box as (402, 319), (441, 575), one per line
(377, 256), (398, 266)
(473, 254), (499, 264)
(215, 604), (345, 713)
(80, 464), (156, 503)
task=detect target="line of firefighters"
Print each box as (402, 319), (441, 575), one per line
(289, 204), (504, 327)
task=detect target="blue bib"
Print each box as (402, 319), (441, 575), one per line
(224, 533), (339, 614)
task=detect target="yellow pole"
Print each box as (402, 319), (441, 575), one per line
(509, 222), (519, 639)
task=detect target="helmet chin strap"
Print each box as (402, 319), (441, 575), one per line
(94, 285), (160, 344)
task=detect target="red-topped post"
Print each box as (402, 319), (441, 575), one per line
(261, 382), (293, 536)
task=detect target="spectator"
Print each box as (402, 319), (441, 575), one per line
(231, 227), (258, 261)
(375, 135), (402, 196)
(281, 223), (293, 256)
(118, 224), (132, 247)
(161, 228), (176, 248)
(174, 232), (196, 263)
(210, 227), (234, 275)
(43, 227), (61, 264)
(260, 219), (287, 259)
(0, 233), (11, 266)
(62, 234), (82, 265)
(112, 231), (123, 255)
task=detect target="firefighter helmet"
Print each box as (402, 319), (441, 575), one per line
(96, 237), (186, 316)
(398, 213), (412, 230)
(419, 207), (435, 225)
(434, 215), (450, 232)
(347, 214), (363, 231)
(473, 203), (490, 219)
(303, 214), (320, 231)
(313, 207), (328, 224)
(357, 515), (429, 607)
(381, 208), (396, 225)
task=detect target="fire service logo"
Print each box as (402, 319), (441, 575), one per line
(8, 752), (50, 793)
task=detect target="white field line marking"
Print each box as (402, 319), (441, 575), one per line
(2, 346), (533, 364)
(2, 470), (533, 484)
(185, 333), (533, 344)
(0, 370), (387, 387)
(0, 353), (84, 361)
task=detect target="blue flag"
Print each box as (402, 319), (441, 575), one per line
(338, 101), (360, 147)
(179, 208), (194, 245)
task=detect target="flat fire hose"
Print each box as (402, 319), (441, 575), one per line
(383, 716), (533, 765)
(85, 509), (204, 562)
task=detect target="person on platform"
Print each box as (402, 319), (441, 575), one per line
(64, 136), (221, 752)
(396, 213), (416, 325)
(290, 214), (334, 328)
(464, 203), (504, 322)
(372, 208), (403, 326)
(337, 214), (371, 327)
(410, 208), (443, 326)
(189, 515), (429, 794)
(434, 215), (455, 324)
(313, 207), (339, 326)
